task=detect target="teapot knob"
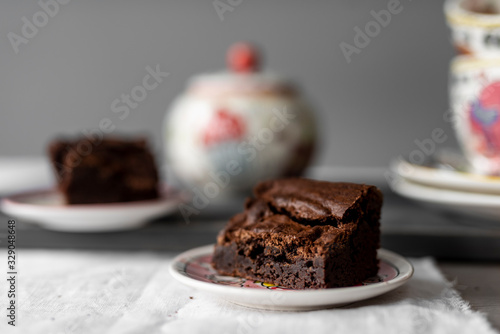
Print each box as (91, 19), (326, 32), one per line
(227, 42), (260, 73)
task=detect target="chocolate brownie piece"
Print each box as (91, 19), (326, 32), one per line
(212, 178), (382, 289)
(49, 137), (159, 204)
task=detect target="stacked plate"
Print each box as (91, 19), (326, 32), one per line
(390, 150), (500, 221)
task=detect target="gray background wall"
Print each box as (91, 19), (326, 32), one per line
(0, 0), (456, 167)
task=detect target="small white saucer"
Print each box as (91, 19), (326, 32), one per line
(1, 188), (184, 232)
(391, 157), (500, 194)
(169, 245), (413, 311)
(390, 176), (500, 221)
(0, 157), (53, 195)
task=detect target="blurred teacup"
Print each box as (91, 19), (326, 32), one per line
(445, 0), (500, 55)
(450, 55), (500, 174)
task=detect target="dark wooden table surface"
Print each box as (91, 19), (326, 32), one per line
(440, 263), (500, 330)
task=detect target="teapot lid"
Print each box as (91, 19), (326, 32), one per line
(188, 43), (296, 96)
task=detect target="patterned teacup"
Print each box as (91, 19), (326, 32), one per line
(450, 55), (500, 174)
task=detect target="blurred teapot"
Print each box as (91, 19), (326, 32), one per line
(164, 43), (316, 193)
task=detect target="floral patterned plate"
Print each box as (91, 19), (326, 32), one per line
(169, 245), (413, 311)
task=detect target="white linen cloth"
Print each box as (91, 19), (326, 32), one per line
(0, 250), (496, 334)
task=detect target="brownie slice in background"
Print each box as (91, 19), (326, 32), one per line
(212, 178), (382, 289)
(48, 137), (159, 204)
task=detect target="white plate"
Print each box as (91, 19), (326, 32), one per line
(391, 176), (500, 221)
(0, 188), (184, 232)
(169, 245), (413, 311)
(391, 157), (500, 194)
(0, 157), (53, 195)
